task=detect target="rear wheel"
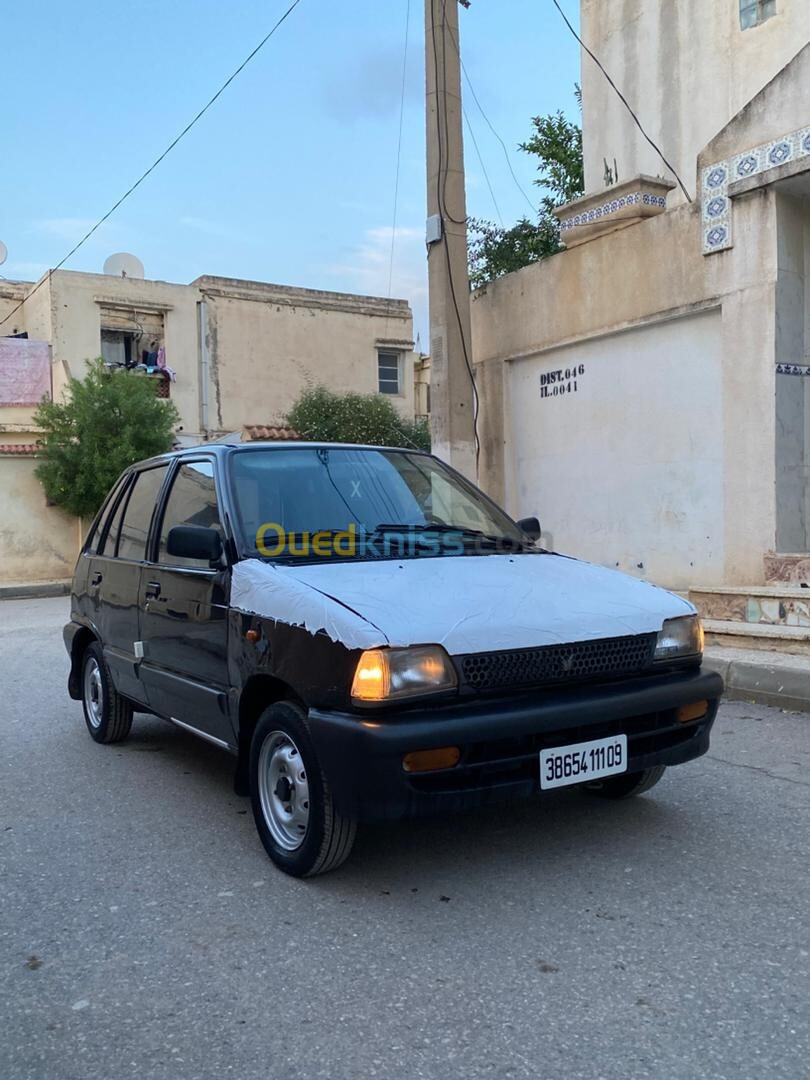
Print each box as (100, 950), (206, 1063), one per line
(583, 765), (666, 799)
(81, 642), (133, 744)
(250, 701), (356, 877)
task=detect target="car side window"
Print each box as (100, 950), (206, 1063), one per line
(157, 461), (222, 568)
(97, 477), (132, 557)
(117, 466), (169, 562)
(84, 477), (126, 555)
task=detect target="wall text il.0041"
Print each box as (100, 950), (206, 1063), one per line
(540, 364), (585, 400)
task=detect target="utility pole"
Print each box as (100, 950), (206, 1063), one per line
(425, 0), (477, 480)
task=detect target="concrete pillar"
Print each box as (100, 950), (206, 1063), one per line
(425, 0), (477, 480)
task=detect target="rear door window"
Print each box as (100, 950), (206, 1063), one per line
(85, 476), (128, 555)
(116, 466), (169, 562)
(97, 477), (132, 557)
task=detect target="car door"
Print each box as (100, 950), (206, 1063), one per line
(138, 458), (233, 747)
(89, 464), (171, 704)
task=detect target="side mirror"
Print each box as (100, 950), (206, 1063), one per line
(166, 525), (223, 565)
(516, 516), (542, 542)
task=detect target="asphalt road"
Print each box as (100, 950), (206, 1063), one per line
(2, 597), (809, 1080)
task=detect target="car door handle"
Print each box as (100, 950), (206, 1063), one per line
(91, 571), (103, 587)
(145, 581), (162, 599)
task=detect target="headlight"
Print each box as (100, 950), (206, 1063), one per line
(351, 646), (458, 704)
(654, 615), (704, 662)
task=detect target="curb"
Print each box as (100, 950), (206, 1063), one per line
(0, 581), (71, 601)
(703, 647), (810, 713)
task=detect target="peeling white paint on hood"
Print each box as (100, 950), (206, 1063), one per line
(231, 554), (694, 654)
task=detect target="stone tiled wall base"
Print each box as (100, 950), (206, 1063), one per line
(764, 554), (810, 584)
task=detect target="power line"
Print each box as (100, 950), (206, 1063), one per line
(463, 105), (504, 226)
(386, 0), (412, 308)
(0, 0), (305, 331)
(548, 0), (693, 203)
(433, 0), (480, 465)
(443, 18), (537, 218)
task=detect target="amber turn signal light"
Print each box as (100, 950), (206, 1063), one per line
(677, 700), (708, 724)
(402, 747), (461, 773)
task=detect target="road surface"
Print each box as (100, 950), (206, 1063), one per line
(1, 597), (809, 1079)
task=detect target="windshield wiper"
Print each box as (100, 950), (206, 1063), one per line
(373, 522), (528, 550)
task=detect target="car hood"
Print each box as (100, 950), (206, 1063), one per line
(230, 554), (694, 655)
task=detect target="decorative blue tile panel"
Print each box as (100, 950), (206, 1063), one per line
(776, 364), (810, 377)
(702, 123), (810, 255)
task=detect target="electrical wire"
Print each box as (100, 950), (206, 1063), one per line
(386, 0), (412, 309)
(548, 0), (693, 203)
(431, 0), (480, 466)
(443, 19), (537, 217)
(463, 105), (504, 226)
(0, 0), (305, 331)
(437, 1), (469, 228)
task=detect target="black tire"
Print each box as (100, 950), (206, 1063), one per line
(81, 642), (134, 744)
(583, 765), (666, 799)
(249, 701), (356, 878)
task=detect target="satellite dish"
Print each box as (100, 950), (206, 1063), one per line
(103, 252), (144, 279)
(0, 241), (7, 267)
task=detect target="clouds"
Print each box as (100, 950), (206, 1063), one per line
(1, 260), (49, 283)
(325, 224), (428, 341)
(179, 216), (256, 244)
(33, 217), (116, 244)
(320, 46), (422, 124)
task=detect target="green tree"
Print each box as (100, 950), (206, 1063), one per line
(286, 386), (430, 452)
(468, 88), (584, 288)
(34, 359), (180, 518)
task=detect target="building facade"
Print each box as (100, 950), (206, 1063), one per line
(472, 3), (810, 609)
(0, 270), (414, 583)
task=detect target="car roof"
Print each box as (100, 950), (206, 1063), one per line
(132, 441), (428, 470)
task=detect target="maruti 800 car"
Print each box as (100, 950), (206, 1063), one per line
(64, 442), (723, 876)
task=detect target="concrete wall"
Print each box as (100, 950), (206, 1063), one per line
(472, 180), (782, 588)
(775, 193), (810, 550)
(580, 0), (810, 204)
(0, 456), (80, 582)
(198, 277), (414, 434)
(46, 271), (201, 436)
(504, 309), (725, 587)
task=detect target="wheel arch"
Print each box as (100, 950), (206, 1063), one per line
(68, 626), (98, 699)
(233, 674), (304, 796)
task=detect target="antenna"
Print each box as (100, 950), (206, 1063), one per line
(103, 252), (145, 279)
(0, 241), (7, 267)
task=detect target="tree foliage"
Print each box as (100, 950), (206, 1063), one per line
(468, 88), (584, 288)
(34, 359), (180, 518)
(286, 386), (430, 452)
(468, 216), (562, 289)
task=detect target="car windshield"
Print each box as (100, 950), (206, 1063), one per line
(228, 447), (528, 560)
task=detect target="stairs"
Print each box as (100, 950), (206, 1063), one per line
(690, 584), (810, 655)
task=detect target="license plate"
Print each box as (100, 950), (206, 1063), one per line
(540, 734), (628, 790)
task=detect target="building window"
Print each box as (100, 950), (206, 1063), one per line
(101, 329), (137, 369)
(378, 350), (401, 395)
(740, 0), (776, 29)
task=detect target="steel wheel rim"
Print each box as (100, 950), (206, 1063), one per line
(258, 731), (310, 852)
(84, 658), (103, 729)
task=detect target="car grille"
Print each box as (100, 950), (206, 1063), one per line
(459, 633), (658, 692)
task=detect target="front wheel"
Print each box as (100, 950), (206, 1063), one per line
(81, 642), (133, 744)
(583, 765), (666, 799)
(249, 702), (356, 877)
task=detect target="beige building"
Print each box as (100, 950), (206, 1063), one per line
(0, 269), (414, 584)
(472, 3), (810, 648)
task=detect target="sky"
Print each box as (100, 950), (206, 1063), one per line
(1, 0), (581, 341)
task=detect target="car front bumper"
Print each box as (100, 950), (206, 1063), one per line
(307, 667), (723, 821)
